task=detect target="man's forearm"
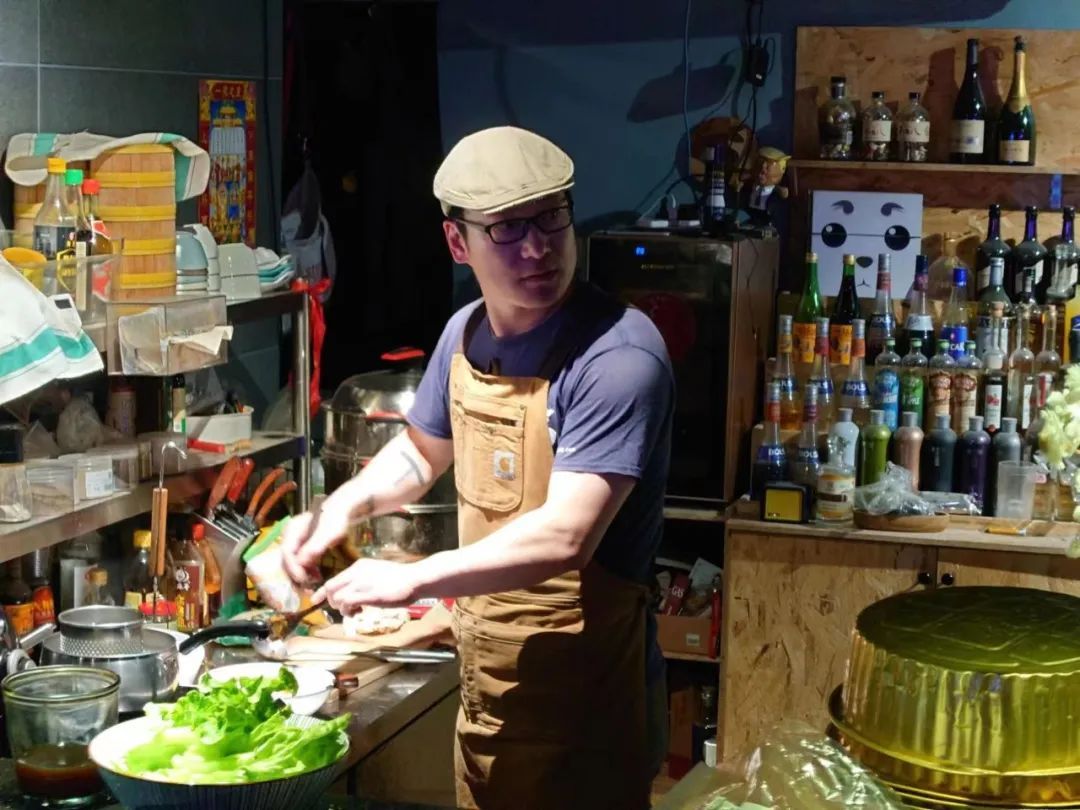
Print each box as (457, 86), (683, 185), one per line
(323, 431), (441, 522)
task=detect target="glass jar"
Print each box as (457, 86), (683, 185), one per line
(897, 91), (931, 162)
(0, 424), (31, 523)
(861, 91), (894, 161)
(819, 76), (857, 160)
(2, 665), (119, 805)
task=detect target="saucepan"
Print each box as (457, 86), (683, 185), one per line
(40, 606), (272, 713)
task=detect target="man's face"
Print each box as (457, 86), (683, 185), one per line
(442, 194), (577, 317)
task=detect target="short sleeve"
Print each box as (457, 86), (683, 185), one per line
(407, 307), (474, 440)
(552, 346), (674, 478)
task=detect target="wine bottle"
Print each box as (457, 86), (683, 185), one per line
(950, 38), (988, 164)
(793, 252), (824, 376)
(1009, 206), (1048, 302)
(904, 254), (935, 360)
(866, 253), (896, 363)
(998, 36), (1035, 166)
(975, 256), (1013, 359)
(829, 254), (860, 367)
(975, 204), (1010, 296)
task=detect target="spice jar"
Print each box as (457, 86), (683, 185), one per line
(0, 425), (32, 523)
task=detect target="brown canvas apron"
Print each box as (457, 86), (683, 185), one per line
(448, 306), (650, 810)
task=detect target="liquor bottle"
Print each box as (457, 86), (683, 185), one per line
(33, 158), (74, 262)
(830, 254), (860, 367)
(1014, 266), (1040, 354)
(1035, 304), (1061, 388)
(928, 235), (961, 330)
(0, 560), (34, 638)
(975, 205), (1010, 297)
(893, 411), (924, 489)
(928, 338), (956, 422)
(975, 256), (1013, 359)
(1023, 377), (1055, 520)
(60, 168), (90, 312)
(1008, 310), (1036, 431)
(861, 91), (893, 161)
(791, 385), (821, 491)
(1049, 206), (1080, 302)
(904, 255), (935, 360)
(873, 338), (901, 431)
(988, 417), (1022, 516)
(866, 253), (896, 363)
(951, 340), (980, 434)
(956, 416), (991, 512)
(171, 526), (206, 633)
(828, 407), (860, 470)
(981, 311), (1008, 436)
(700, 145), (727, 235)
(1010, 206), (1048, 301)
(809, 317), (835, 430)
(941, 266), (971, 359)
(841, 319), (871, 426)
(896, 91), (930, 163)
(794, 252), (824, 376)
(900, 338), (928, 428)
(774, 315), (800, 430)
(820, 76), (857, 160)
(950, 37), (988, 164)
(1022, 374), (1050, 454)
(123, 529), (154, 609)
(81, 179), (114, 256)
(752, 382), (789, 499)
(921, 413), (957, 492)
(997, 36), (1035, 166)
(815, 440), (855, 524)
(859, 410), (891, 486)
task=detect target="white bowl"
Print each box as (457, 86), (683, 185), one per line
(206, 663), (334, 715)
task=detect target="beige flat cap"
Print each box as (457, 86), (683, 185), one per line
(433, 126), (574, 215)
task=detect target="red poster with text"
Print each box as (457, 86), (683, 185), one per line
(198, 79), (257, 246)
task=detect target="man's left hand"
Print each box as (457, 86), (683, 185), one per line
(313, 558), (421, 614)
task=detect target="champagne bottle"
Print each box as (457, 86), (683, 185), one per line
(998, 36), (1035, 166)
(950, 38), (988, 164)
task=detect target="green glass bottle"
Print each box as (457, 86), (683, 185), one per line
(859, 409), (892, 486)
(794, 251), (824, 376)
(997, 36), (1035, 166)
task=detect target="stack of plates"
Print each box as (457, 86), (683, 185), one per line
(255, 249), (296, 291)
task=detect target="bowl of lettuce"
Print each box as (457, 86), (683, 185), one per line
(89, 668), (350, 809)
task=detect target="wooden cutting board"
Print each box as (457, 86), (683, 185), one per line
(304, 602), (454, 652)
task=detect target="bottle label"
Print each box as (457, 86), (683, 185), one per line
(775, 375), (796, 397)
(3, 604), (34, 637)
(1021, 382), (1034, 429)
(1023, 260), (1045, 285)
(174, 563), (203, 632)
(975, 315), (1012, 358)
(32, 586), (54, 628)
(976, 265), (990, 294)
(873, 369), (900, 430)
(32, 225), (66, 260)
(1000, 139), (1031, 163)
(796, 446), (819, 465)
(851, 335), (866, 359)
(900, 373), (924, 417)
(952, 370), (978, 431)
(817, 378), (834, 399)
(899, 120), (930, 144)
(942, 325), (968, 359)
(822, 122), (854, 146)
(84, 469), (114, 499)
(984, 382), (1004, 430)
(841, 378), (869, 400)
(929, 370), (952, 417)
(950, 119), (985, 154)
(778, 332), (793, 355)
(792, 321), (817, 363)
(866, 120), (892, 142)
(815, 471), (855, 521)
(829, 323), (853, 366)
(757, 444), (786, 465)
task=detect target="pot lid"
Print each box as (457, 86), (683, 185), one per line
(326, 368), (424, 416)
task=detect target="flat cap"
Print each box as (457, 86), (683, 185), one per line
(433, 126), (574, 215)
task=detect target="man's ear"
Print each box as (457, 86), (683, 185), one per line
(443, 220), (470, 264)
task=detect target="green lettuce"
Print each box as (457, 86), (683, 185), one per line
(123, 668), (349, 784)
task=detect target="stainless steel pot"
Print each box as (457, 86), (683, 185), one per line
(321, 444), (456, 503)
(344, 504), (457, 561)
(40, 607), (271, 712)
(322, 368), (423, 455)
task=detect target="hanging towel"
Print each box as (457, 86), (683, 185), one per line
(0, 256), (103, 406)
(5, 132), (209, 200)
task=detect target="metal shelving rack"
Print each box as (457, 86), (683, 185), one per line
(4, 289), (312, 563)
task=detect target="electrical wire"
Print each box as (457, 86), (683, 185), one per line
(682, 0), (693, 185)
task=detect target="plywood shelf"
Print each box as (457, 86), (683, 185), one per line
(790, 159), (1067, 175)
(663, 650), (720, 664)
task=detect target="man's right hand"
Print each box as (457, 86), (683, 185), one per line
(280, 498), (353, 587)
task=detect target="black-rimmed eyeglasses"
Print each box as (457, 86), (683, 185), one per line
(451, 204), (574, 245)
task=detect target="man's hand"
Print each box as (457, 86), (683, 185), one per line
(314, 558), (421, 613)
(281, 498), (359, 587)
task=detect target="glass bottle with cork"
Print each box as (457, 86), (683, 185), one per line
(793, 252), (824, 379)
(773, 315), (800, 430)
(950, 37), (988, 164)
(997, 36), (1035, 166)
(1010, 206), (1048, 302)
(896, 91), (930, 163)
(1035, 304), (1062, 388)
(815, 434), (855, 525)
(976, 256), (1013, 359)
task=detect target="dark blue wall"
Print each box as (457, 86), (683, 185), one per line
(437, 0), (1069, 227)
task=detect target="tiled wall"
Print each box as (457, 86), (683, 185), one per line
(0, 0), (286, 419)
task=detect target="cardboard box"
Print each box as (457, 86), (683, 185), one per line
(657, 613), (714, 658)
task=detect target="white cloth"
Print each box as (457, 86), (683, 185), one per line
(0, 257), (102, 406)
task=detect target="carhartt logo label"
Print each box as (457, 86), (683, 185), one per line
(493, 450), (516, 481)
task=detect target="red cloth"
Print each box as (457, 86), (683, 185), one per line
(291, 278), (331, 419)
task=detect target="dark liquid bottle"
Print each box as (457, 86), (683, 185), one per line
(975, 204), (1011, 297)
(955, 415), (991, 512)
(1010, 206), (1048, 302)
(950, 38), (988, 164)
(829, 254), (860, 367)
(997, 36), (1035, 167)
(921, 413), (957, 492)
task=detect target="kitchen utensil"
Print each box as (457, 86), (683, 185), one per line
(3, 666), (119, 804)
(321, 445), (456, 503)
(255, 480), (297, 528)
(90, 715), (348, 810)
(149, 628), (205, 688)
(150, 442), (186, 615)
(205, 663), (335, 715)
(245, 467), (284, 524)
(248, 602), (326, 662)
(344, 504), (457, 561)
(56, 605), (143, 657)
(204, 455), (241, 519)
(300, 647), (455, 665)
(220, 457), (255, 523)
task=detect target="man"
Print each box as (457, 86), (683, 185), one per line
(282, 126), (674, 809)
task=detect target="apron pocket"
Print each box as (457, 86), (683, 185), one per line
(451, 395), (526, 513)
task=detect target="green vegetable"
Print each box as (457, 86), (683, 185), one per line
(123, 668), (349, 784)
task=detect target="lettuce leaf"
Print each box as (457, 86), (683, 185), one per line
(123, 668), (349, 784)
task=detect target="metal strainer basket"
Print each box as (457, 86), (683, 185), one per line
(56, 606), (147, 657)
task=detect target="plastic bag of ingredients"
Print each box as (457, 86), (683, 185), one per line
(676, 724), (904, 810)
(243, 516), (318, 613)
(852, 463), (932, 516)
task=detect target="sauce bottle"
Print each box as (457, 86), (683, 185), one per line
(921, 413), (957, 492)
(124, 530), (154, 609)
(956, 415), (991, 512)
(893, 411), (924, 489)
(859, 410), (891, 486)
(0, 560), (34, 637)
(171, 524), (205, 633)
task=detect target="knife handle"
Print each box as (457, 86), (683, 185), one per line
(247, 467), (285, 518)
(151, 486), (169, 577)
(205, 456), (241, 517)
(255, 481), (297, 528)
(227, 458), (255, 504)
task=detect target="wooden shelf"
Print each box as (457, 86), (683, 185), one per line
(790, 159), (1066, 175)
(663, 650), (720, 664)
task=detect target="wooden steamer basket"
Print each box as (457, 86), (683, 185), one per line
(90, 144), (177, 299)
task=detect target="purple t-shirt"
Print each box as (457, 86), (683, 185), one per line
(408, 282), (674, 586)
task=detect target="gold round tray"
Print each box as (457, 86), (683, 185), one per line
(830, 686), (1080, 807)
